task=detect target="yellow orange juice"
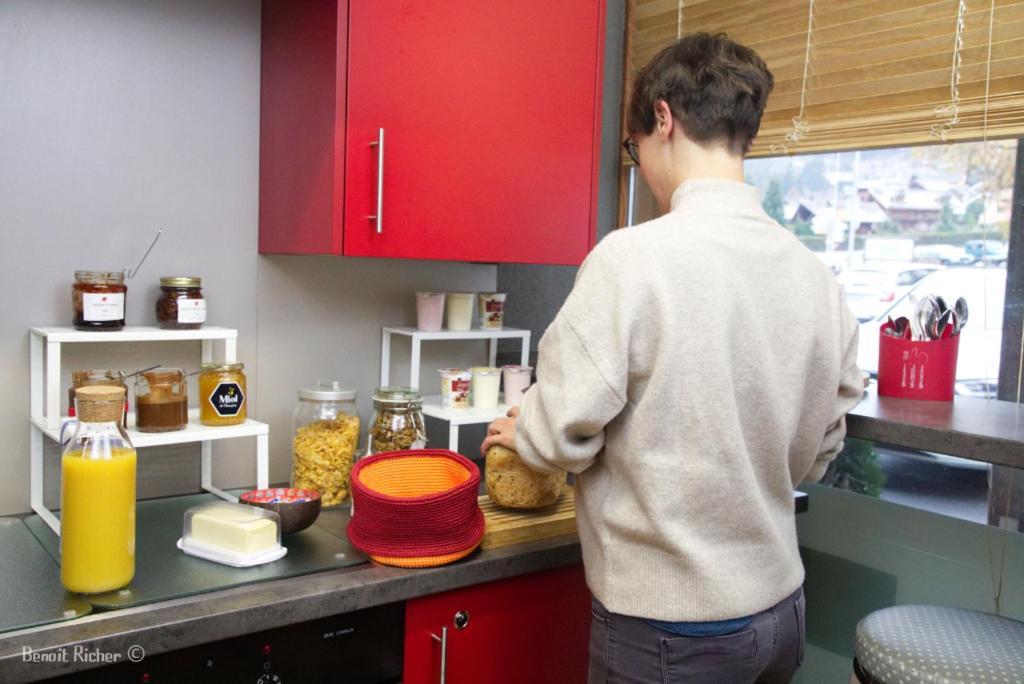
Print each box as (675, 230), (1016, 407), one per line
(60, 447), (136, 593)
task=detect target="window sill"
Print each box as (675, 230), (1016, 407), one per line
(846, 387), (1024, 469)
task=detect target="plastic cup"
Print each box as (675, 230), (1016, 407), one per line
(501, 365), (533, 408)
(416, 292), (446, 331)
(439, 368), (472, 409)
(478, 293), (507, 330)
(447, 293), (475, 331)
(471, 367), (501, 409)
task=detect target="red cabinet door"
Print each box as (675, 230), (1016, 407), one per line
(404, 564), (591, 684)
(344, 0), (604, 265)
(260, 0), (349, 254)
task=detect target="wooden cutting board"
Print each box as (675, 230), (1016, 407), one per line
(479, 485), (577, 550)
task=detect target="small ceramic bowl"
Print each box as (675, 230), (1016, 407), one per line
(240, 488), (322, 535)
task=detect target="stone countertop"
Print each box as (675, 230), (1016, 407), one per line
(0, 508), (581, 683)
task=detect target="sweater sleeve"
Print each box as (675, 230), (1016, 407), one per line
(515, 243), (629, 475)
(804, 299), (863, 483)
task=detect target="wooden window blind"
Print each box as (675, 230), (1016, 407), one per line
(626, 0), (1024, 158)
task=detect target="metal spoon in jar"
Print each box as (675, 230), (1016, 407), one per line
(954, 297), (969, 334)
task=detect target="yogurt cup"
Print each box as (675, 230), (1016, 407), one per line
(501, 365), (533, 408)
(478, 293), (507, 330)
(471, 367), (502, 409)
(447, 293), (475, 331)
(416, 292), (446, 331)
(439, 368), (472, 409)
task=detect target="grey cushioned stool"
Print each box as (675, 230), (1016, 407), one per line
(851, 605), (1024, 683)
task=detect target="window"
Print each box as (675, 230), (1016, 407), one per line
(745, 139), (1020, 528)
(621, 0), (1024, 532)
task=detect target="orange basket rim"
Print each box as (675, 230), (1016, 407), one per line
(351, 449), (479, 505)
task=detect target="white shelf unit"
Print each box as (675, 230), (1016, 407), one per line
(29, 326), (269, 534)
(379, 326), (531, 452)
(421, 395), (513, 453)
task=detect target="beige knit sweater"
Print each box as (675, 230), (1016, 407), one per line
(515, 179), (863, 622)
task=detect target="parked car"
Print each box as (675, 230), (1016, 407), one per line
(913, 244), (973, 266)
(856, 267), (1006, 399)
(837, 262), (942, 322)
(963, 240), (1008, 266)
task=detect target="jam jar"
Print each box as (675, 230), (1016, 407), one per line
(156, 277), (206, 330)
(199, 363), (247, 426)
(72, 271), (126, 331)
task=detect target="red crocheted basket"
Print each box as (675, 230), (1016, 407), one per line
(347, 450), (484, 560)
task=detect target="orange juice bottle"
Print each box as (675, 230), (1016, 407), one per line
(61, 385), (136, 594)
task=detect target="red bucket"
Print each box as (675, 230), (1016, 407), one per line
(877, 327), (960, 401)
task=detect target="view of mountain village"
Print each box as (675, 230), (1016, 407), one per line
(747, 139), (1016, 266)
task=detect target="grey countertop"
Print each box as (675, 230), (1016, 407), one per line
(0, 492), (809, 682)
(847, 387), (1024, 469)
(0, 506), (582, 683)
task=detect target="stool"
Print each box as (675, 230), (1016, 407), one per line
(852, 605), (1024, 683)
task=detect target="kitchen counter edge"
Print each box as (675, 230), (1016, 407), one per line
(0, 534), (582, 682)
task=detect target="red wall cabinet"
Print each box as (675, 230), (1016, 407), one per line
(260, 0), (605, 266)
(403, 564), (591, 684)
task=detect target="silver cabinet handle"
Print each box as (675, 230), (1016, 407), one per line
(368, 128), (384, 234)
(430, 626), (448, 683)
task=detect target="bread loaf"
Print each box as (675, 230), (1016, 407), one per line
(485, 445), (565, 509)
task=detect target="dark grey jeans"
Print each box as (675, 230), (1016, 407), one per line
(588, 587), (806, 684)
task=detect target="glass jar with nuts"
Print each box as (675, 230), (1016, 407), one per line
(368, 387), (427, 455)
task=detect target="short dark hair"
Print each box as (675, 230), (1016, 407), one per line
(627, 33), (774, 156)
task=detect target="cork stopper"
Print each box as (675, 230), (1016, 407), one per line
(75, 385), (126, 423)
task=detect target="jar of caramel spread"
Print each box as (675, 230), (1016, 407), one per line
(135, 369), (188, 432)
(199, 363), (247, 426)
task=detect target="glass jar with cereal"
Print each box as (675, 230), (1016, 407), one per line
(368, 387), (426, 455)
(291, 382), (360, 507)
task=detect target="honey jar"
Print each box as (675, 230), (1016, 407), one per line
(199, 363), (247, 426)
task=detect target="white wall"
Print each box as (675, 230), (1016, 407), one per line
(0, 0), (496, 515)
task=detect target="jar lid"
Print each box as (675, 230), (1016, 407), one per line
(298, 381), (357, 401)
(160, 276), (201, 288)
(500, 365), (533, 372)
(74, 270), (125, 284)
(470, 366), (501, 376)
(75, 385), (126, 402)
(201, 363), (244, 372)
(372, 386), (423, 408)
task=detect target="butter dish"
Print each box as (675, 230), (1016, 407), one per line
(177, 501), (287, 567)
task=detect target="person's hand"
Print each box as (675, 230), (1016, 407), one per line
(481, 409), (518, 456)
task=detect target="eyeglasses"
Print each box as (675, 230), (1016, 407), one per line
(622, 139), (640, 166)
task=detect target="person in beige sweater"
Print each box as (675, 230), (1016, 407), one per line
(482, 33), (863, 683)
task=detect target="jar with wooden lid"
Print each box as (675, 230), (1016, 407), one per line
(199, 363), (247, 426)
(156, 277), (206, 330)
(72, 271), (126, 331)
(135, 369), (188, 432)
(61, 385), (136, 593)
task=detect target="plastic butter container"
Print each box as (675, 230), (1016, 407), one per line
(177, 502), (287, 567)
